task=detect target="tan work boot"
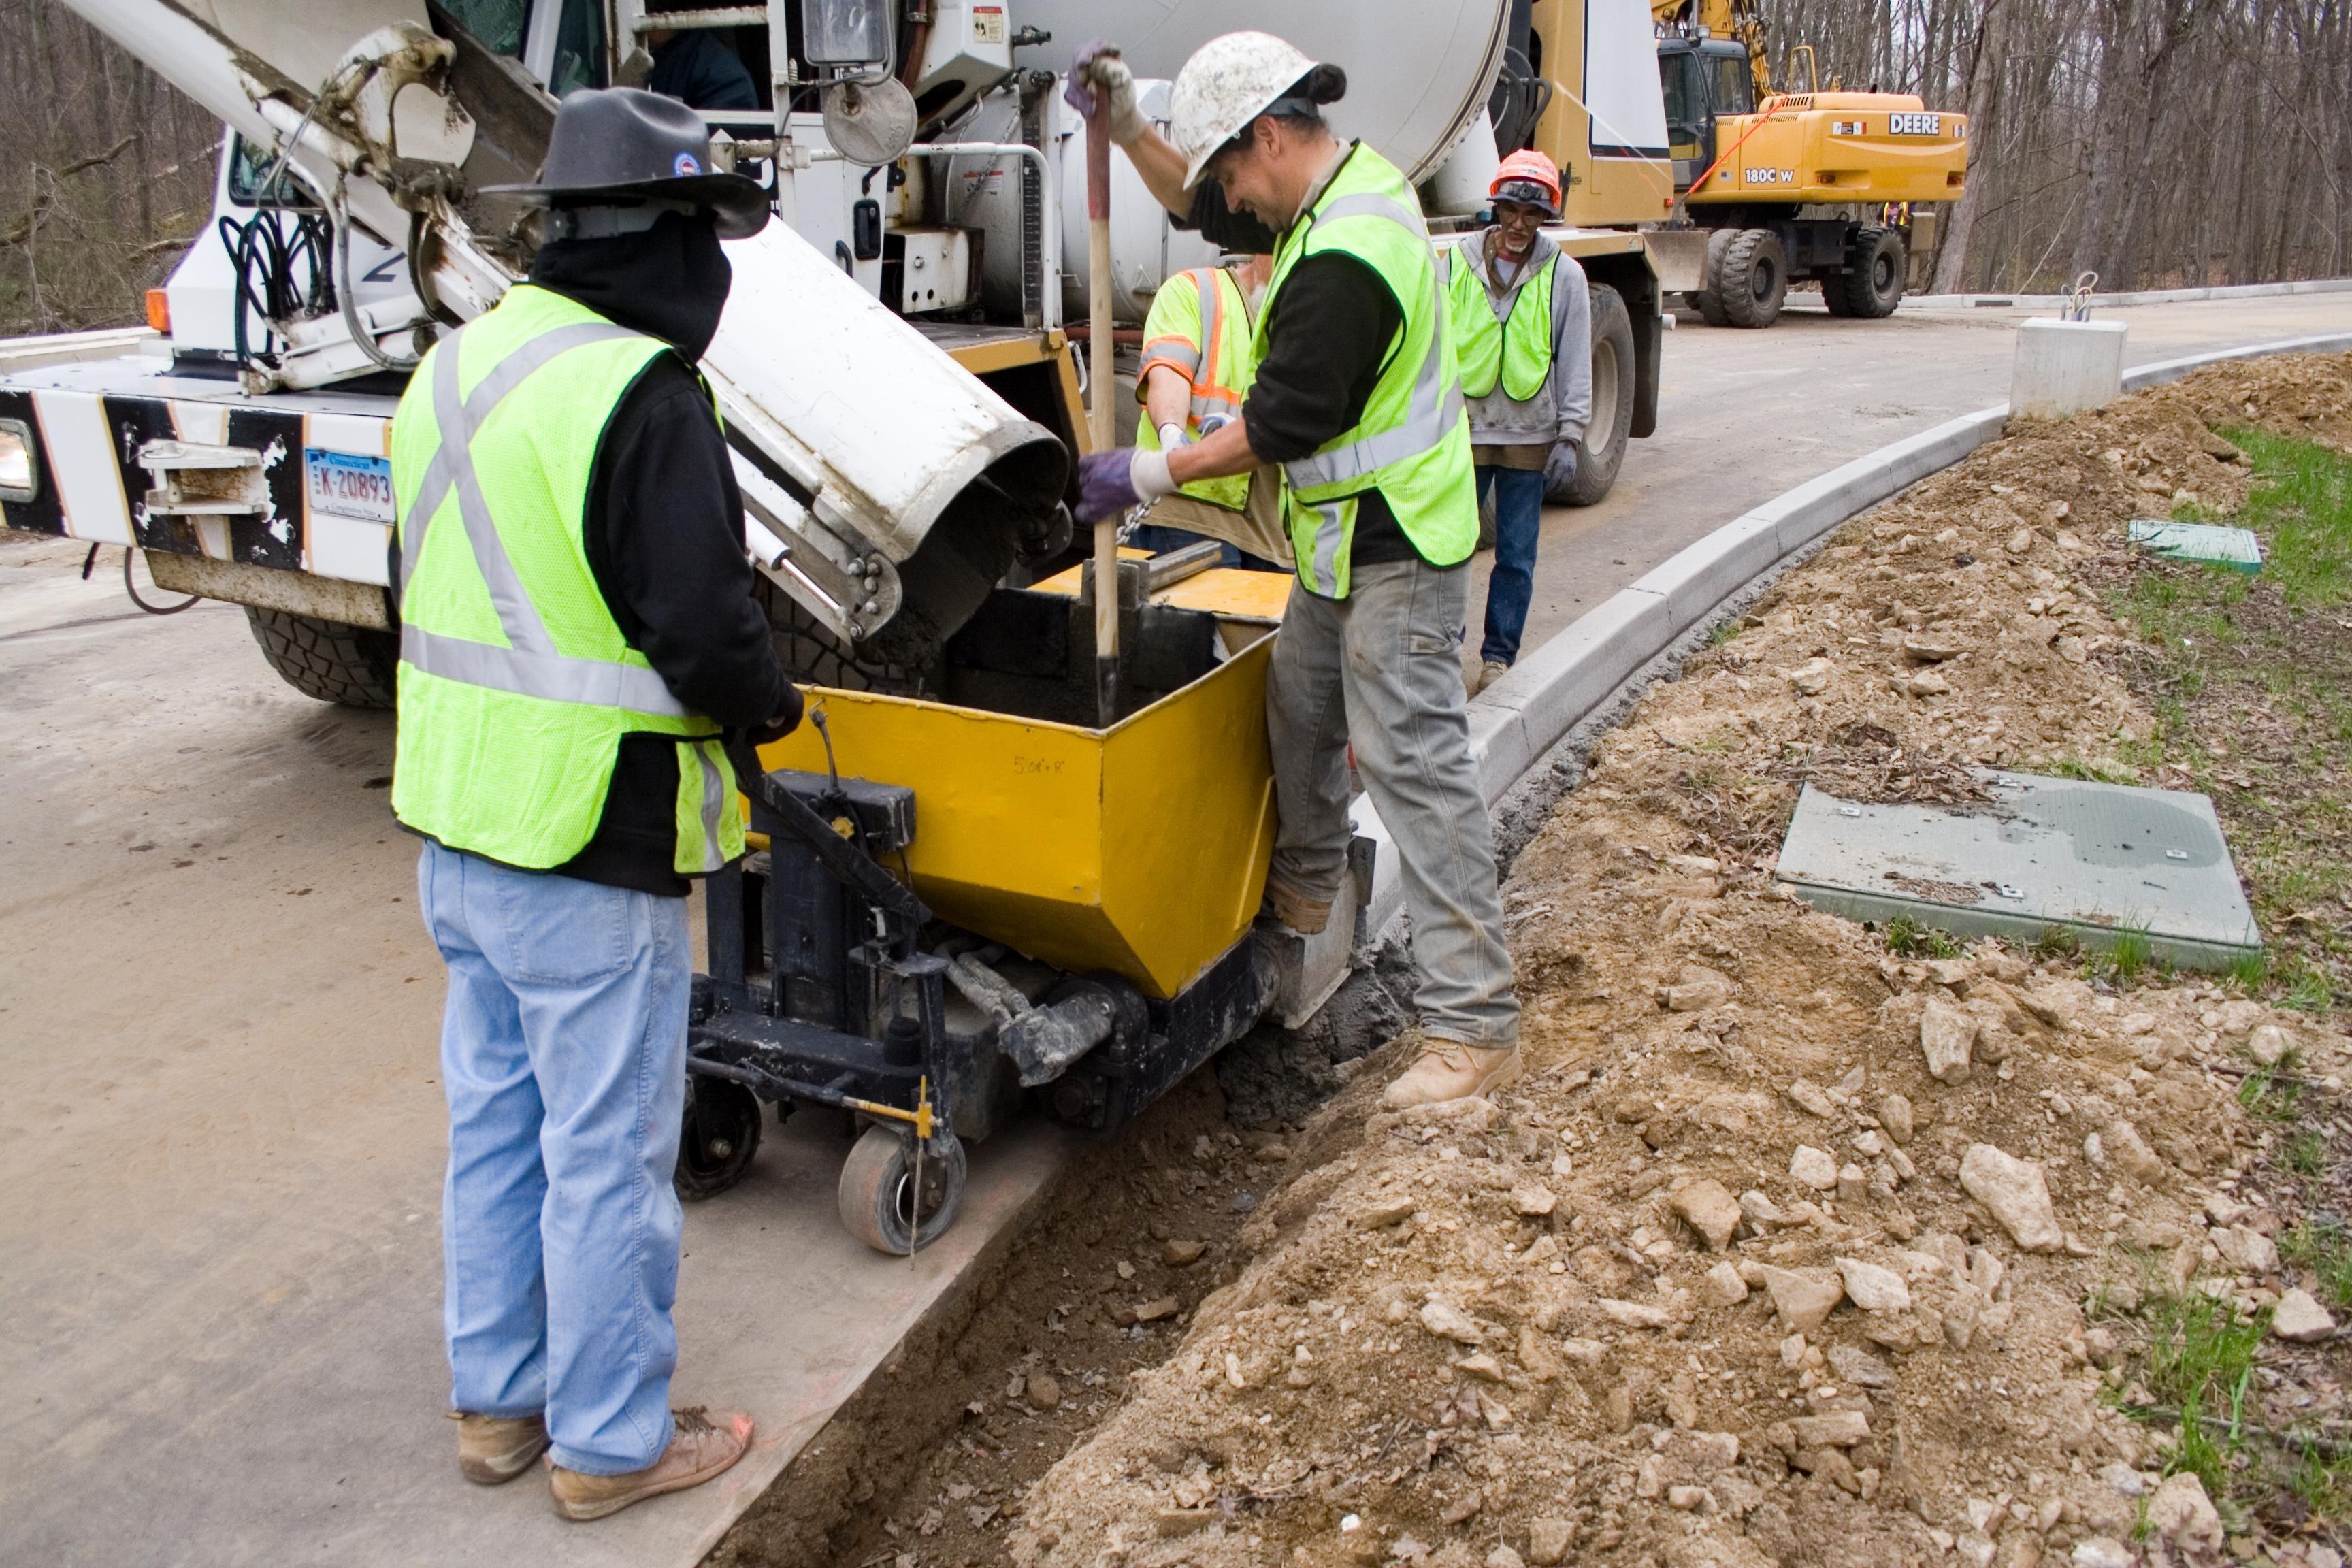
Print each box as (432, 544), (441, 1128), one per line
(1381, 1035), (1522, 1109)
(548, 1407), (754, 1522)
(1475, 659), (1509, 695)
(1264, 876), (1332, 936)
(453, 1411), (549, 1486)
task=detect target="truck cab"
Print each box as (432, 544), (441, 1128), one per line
(1657, 34), (1757, 192)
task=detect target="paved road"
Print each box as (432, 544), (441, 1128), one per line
(3, 292), (2347, 1566)
(1462, 291), (2352, 676)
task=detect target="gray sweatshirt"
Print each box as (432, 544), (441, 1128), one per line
(1443, 228), (1591, 449)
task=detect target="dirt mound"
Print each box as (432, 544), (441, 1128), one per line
(998, 356), (2352, 1568)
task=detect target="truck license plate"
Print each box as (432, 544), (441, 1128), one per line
(305, 448), (395, 523)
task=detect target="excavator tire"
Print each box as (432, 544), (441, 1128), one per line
(1690, 229), (1735, 325)
(1556, 282), (1636, 506)
(245, 607), (399, 709)
(1691, 288), (1730, 327)
(1711, 228), (1786, 329)
(1831, 226), (1906, 318)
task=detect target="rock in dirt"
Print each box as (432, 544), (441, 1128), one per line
(1420, 1298), (1484, 1345)
(1790, 1145), (1840, 1190)
(1960, 1143), (2063, 1252)
(1920, 998), (1979, 1084)
(2070, 1541), (2133, 1568)
(2273, 1288), (2338, 1343)
(1704, 1260), (1750, 1306)
(1785, 1079), (1837, 1117)
(1673, 1179), (1743, 1251)
(1486, 1547), (1527, 1568)
(1599, 1298), (1678, 1330)
(1526, 1519), (1574, 1566)
(1790, 1409), (1871, 1448)
(1827, 1344), (1895, 1388)
(1155, 1507), (1215, 1537)
(1454, 1351), (1507, 1382)
(1877, 1093), (1915, 1144)
(1836, 1257), (1914, 1313)
(1902, 634), (1965, 664)
(2146, 1472), (2223, 1560)
(1029, 1372), (1062, 1410)
(1513, 1184), (1558, 1218)
(1357, 1195), (1416, 1230)
(1758, 1265), (1845, 1333)
(1133, 1296), (1179, 1323)
(1163, 1238), (1206, 1267)
(2249, 1023), (2289, 1066)
(2100, 1120), (2168, 1186)
(1789, 656), (1835, 696)
(1661, 964), (1737, 1012)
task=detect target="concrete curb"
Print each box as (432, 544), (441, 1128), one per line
(1908, 277), (2352, 312)
(1348, 328), (2352, 940)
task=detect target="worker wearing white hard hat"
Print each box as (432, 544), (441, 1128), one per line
(1440, 148), (1592, 694)
(1068, 32), (1520, 1109)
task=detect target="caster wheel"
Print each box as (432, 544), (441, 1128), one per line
(838, 1125), (966, 1254)
(675, 1075), (762, 1200)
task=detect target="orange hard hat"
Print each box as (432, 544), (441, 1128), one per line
(1489, 148), (1561, 216)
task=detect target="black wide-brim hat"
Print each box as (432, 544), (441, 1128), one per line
(486, 86), (770, 240)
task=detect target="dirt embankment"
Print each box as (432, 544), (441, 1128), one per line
(994, 357), (2352, 1568)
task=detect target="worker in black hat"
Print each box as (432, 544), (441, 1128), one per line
(389, 86), (796, 1521)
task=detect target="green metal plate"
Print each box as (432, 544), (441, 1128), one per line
(1776, 771), (2261, 968)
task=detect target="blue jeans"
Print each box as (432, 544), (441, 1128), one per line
(418, 840), (691, 1476)
(1475, 466), (1546, 666)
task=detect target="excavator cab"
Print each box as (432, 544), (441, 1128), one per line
(1657, 35), (1756, 193)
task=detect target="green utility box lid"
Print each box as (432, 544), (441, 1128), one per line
(1776, 770), (2260, 968)
(2127, 519), (2264, 573)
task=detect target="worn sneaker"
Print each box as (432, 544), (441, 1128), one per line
(1475, 659), (1510, 695)
(1264, 875), (1333, 936)
(453, 1411), (549, 1486)
(1381, 1036), (1522, 1109)
(549, 1407), (753, 1521)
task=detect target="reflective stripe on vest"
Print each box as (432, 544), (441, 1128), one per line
(1445, 242), (1557, 402)
(1137, 266), (1254, 512)
(1256, 147), (1477, 598)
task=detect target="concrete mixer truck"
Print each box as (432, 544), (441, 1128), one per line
(0, 0), (1670, 706)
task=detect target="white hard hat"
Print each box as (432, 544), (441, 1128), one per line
(1167, 31), (1322, 190)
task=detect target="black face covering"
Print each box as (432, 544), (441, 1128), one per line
(527, 209), (733, 361)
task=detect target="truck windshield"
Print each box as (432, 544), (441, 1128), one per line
(1659, 50), (1709, 131)
(440, 0), (527, 54)
(1710, 51), (1757, 115)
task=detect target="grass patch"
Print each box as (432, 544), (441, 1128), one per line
(2107, 429), (2352, 1020)
(2088, 925), (2162, 987)
(2044, 755), (2142, 785)
(1882, 915), (1961, 959)
(2280, 1220), (2352, 1312)
(2138, 1290), (2266, 1502)
(2238, 1063), (2307, 1122)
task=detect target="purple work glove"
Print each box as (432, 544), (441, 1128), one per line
(1065, 40), (1145, 144)
(1543, 440), (1580, 504)
(1075, 447), (1175, 523)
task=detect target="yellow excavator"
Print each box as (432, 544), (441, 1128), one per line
(1648, 0), (1967, 325)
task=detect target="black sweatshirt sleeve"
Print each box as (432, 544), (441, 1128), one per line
(1175, 182), (1279, 255)
(583, 355), (793, 729)
(1241, 252), (1404, 463)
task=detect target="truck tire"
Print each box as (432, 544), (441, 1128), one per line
(245, 607), (399, 709)
(1556, 282), (1636, 506)
(1820, 276), (1857, 317)
(1831, 227), (1906, 318)
(1689, 230), (1735, 325)
(1711, 228), (1786, 328)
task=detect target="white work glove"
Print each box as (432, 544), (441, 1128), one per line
(1157, 421), (1190, 449)
(1067, 40), (1147, 148)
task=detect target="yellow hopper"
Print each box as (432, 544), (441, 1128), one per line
(756, 621), (1277, 1000)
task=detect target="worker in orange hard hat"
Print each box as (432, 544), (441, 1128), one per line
(1441, 147), (1591, 694)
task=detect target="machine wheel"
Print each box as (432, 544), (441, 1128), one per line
(1688, 230), (1734, 325)
(838, 1125), (966, 1255)
(1690, 288), (1730, 326)
(1710, 228), (1786, 328)
(675, 1076), (764, 1200)
(244, 607), (398, 709)
(1555, 282), (1635, 506)
(1820, 275), (1857, 317)
(1831, 227), (1906, 318)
